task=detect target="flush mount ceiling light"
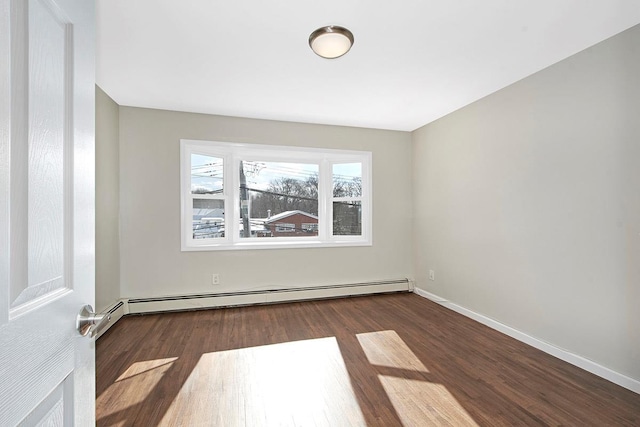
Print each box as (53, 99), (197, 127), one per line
(309, 25), (354, 59)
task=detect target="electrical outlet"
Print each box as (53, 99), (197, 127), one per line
(429, 270), (435, 281)
(212, 273), (220, 285)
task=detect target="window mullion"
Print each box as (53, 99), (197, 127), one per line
(319, 159), (331, 241)
(228, 154), (239, 244)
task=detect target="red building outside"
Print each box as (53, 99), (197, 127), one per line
(265, 210), (318, 237)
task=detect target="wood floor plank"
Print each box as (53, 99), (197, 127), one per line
(96, 293), (640, 426)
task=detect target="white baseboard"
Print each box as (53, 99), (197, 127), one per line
(414, 287), (640, 394)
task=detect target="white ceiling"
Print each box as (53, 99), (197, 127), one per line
(96, 1), (640, 132)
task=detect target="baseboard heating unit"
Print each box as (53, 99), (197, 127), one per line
(126, 278), (413, 315)
(95, 300), (127, 339)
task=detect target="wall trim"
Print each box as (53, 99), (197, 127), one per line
(414, 287), (640, 394)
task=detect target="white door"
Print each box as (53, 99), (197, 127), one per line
(0, 0), (95, 425)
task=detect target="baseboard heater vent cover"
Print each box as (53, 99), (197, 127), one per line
(95, 300), (127, 339)
(107, 300), (124, 314)
(127, 279), (412, 314)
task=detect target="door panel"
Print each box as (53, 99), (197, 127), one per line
(11, 0), (71, 315)
(17, 376), (73, 426)
(0, 0), (95, 425)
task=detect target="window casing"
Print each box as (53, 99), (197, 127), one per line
(181, 139), (372, 251)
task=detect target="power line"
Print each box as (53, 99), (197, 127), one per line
(192, 162), (360, 181)
(244, 186), (318, 202)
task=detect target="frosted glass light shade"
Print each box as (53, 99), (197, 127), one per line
(309, 26), (354, 59)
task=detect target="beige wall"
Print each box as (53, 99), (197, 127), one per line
(412, 24), (640, 380)
(118, 108), (413, 298)
(95, 86), (121, 312)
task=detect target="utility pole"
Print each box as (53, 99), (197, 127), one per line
(239, 161), (251, 237)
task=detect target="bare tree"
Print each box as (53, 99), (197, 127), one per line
(250, 175), (318, 217)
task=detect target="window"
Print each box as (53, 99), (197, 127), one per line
(275, 223), (296, 233)
(302, 223), (318, 232)
(241, 161), (318, 239)
(190, 154), (225, 239)
(333, 163), (363, 236)
(181, 140), (372, 251)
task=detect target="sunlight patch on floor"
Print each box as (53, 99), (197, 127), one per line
(357, 330), (429, 372)
(379, 376), (479, 427)
(357, 330), (478, 426)
(115, 357), (178, 382)
(160, 337), (366, 427)
(97, 357), (178, 418)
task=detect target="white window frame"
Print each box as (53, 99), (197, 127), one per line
(181, 139), (372, 251)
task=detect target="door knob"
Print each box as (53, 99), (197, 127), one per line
(76, 305), (111, 337)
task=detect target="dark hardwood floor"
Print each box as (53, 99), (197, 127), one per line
(96, 293), (640, 426)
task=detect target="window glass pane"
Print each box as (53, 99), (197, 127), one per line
(333, 163), (362, 197)
(192, 199), (225, 239)
(239, 161), (319, 238)
(191, 154), (223, 194)
(333, 201), (361, 236)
